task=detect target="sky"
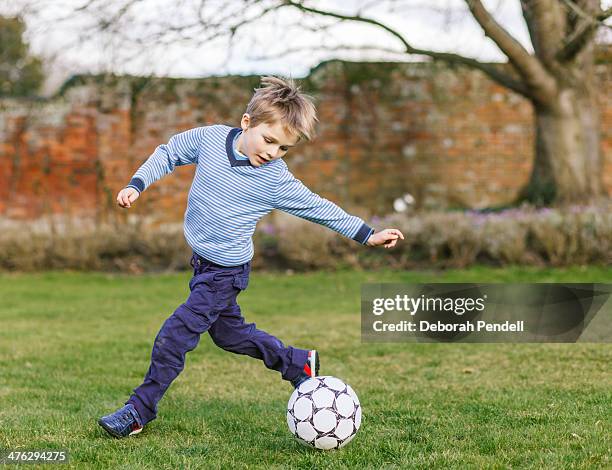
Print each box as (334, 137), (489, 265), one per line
(2, 0), (611, 94)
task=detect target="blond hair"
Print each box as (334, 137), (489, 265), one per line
(246, 76), (318, 141)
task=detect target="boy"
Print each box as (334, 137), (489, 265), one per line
(98, 76), (404, 438)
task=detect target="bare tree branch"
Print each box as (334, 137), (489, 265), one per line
(557, 1), (612, 62)
(465, 0), (556, 102)
(281, 0), (416, 54)
(520, 0), (566, 68)
(562, 0), (612, 26)
(247, 44), (408, 62)
(281, 0), (531, 98)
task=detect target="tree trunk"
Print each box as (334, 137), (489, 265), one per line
(521, 85), (605, 205)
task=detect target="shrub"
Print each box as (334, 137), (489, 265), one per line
(0, 202), (609, 272)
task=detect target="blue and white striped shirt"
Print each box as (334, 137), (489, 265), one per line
(126, 124), (374, 266)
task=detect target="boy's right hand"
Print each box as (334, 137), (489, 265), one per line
(117, 187), (140, 208)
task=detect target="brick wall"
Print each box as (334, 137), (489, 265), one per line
(0, 60), (609, 227)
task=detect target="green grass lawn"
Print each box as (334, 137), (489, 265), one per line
(1, 266), (610, 469)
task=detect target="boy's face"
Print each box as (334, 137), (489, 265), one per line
(238, 113), (300, 167)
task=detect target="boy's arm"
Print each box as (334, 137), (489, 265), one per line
(274, 165), (375, 244)
(125, 126), (208, 194)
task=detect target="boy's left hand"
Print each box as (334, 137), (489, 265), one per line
(366, 229), (405, 249)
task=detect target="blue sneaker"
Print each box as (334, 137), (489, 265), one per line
(98, 404), (144, 438)
(291, 350), (320, 388)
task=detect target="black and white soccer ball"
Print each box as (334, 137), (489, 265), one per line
(286, 376), (361, 450)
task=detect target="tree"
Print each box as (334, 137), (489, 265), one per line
(276, 0), (612, 205)
(10, 0), (612, 204)
(0, 15), (44, 97)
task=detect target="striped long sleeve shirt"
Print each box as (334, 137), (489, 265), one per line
(126, 124), (374, 266)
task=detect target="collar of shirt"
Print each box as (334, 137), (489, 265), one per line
(232, 131), (249, 161)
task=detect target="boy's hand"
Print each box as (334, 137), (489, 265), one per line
(366, 229), (404, 249)
(116, 187), (140, 208)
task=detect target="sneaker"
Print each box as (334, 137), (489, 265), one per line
(291, 350), (320, 388)
(98, 404), (144, 438)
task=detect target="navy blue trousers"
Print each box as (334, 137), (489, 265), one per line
(126, 252), (308, 425)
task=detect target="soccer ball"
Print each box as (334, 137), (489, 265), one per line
(286, 376), (361, 450)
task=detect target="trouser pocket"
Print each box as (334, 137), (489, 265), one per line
(232, 274), (249, 291)
(185, 272), (218, 317)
